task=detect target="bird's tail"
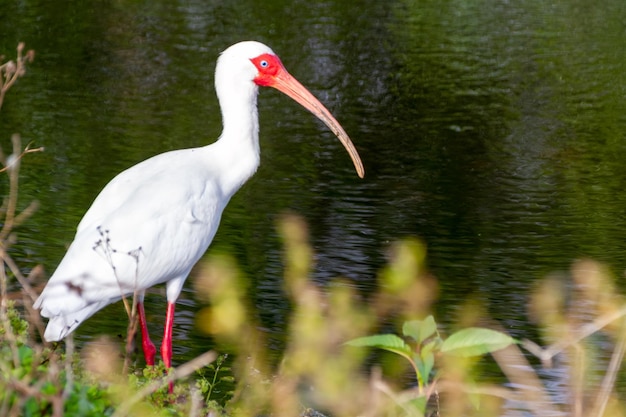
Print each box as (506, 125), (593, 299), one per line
(40, 300), (112, 342)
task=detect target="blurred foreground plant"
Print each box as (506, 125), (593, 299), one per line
(195, 215), (626, 417)
(346, 316), (515, 411)
(194, 214), (373, 416)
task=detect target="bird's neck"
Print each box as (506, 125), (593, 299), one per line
(213, 81), (261, 193)
(219, 87), (260, 154)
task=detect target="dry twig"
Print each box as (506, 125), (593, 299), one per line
(0, 42), (34, 110)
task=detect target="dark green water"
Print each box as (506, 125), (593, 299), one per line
(2, 0), (626, 410)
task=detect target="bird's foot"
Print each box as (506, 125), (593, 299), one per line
(142, 338), (157, 366)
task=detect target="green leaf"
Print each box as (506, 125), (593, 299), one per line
(41, 381), (58, 395)
(346, 334), (412, 355)
(18, 345), (33, 369)
(23, 397), (40, 417)
(407, 396), (428, 414)
(419, 342), (436, 382)
(403, 316), (437, 344)
(402, 321), (421, 343)
(441, 328), (515, 357)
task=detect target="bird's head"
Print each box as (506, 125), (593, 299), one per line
(216, 41), (275, 87)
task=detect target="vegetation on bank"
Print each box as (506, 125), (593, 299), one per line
(2, 43), (626, 417)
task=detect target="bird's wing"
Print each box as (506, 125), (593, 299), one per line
(36, 149), (225, 319)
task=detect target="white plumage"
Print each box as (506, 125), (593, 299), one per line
(34, 40), (363, 368)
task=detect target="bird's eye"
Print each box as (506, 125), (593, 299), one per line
(260, 60), (269, 68)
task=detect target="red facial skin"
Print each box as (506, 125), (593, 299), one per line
(251, 53), (285, 86)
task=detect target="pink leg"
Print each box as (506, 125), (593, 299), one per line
(161, 302), (176, 393)
(161, 302), (176, 369)
(137, 301), (157, 366)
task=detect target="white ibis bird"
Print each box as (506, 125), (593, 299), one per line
(34, 41), (364, 371)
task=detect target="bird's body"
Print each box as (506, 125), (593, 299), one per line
(37, 146), (246, 340)
(34, 41), (363, 371)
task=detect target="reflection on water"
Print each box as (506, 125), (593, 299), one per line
(2, 0), (626, 411)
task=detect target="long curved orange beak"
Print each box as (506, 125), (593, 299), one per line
(261, 60), (365, 178)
